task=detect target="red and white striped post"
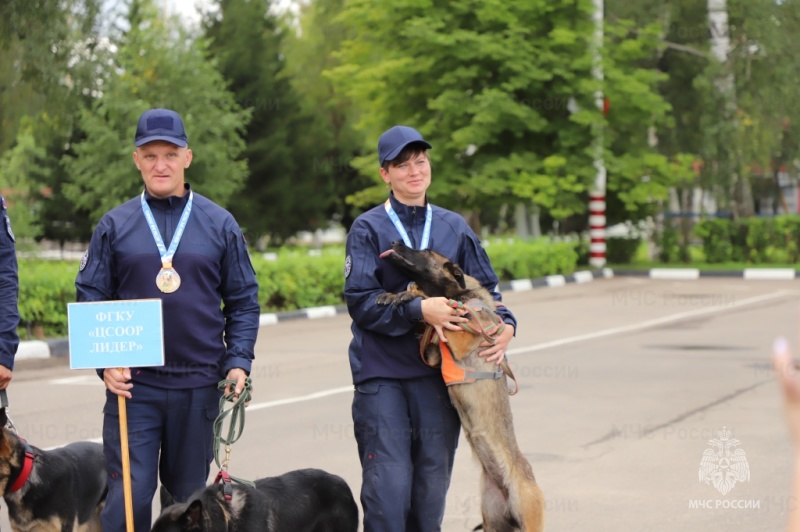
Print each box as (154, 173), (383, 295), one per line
(589, 190), (606, 268)
(589, 0), (606, 269)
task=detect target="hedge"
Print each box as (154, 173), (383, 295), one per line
(15, 239), (581, 339)
(693, 215), (800, 264)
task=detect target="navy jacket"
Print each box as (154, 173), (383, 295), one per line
(0, 197), (19, 370)
(344, 193), (517, 385)
(76, 185), (260, 389)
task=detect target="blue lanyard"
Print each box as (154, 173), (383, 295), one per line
(141, 190), (193, 265)
(384, 199), (432, 250)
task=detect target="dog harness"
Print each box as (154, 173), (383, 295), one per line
(420, 299), (518, 394)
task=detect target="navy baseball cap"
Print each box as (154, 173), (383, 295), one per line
(378, 125), (432, 165)
(134, 108), (188, 147)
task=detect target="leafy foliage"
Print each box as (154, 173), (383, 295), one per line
(62, 0), (249, 222)
(329, 0), (680, 229)
(201, 0), (375, 242)
(484, 239), (580, 279)
(693, 218), (734, 263)
(19, 239), (582, 337)
(3, 0), (800, 252)
(0, 121), (47, 241)
(17, 259), (76, 337)
(284, 0), (371, 231)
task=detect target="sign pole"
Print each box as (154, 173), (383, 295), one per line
(118, 369), (134, 532)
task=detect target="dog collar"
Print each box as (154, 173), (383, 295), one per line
(214, 470), (234, 504)
(8, 438), (34, 494)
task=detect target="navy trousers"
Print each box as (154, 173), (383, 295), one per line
(100, 383), (221, 532)
(352, 376), (461, 532)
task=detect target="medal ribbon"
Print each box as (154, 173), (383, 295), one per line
(384, 199), (432, 250)
(141, 190), (193, 266)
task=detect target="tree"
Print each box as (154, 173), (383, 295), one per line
(203, 0), (348, 244)
(608, 0), (800, 219)
(283, 0), (370, 231)
(329, 0), (681, 235)
(63, 0), (249, 223)
(0, 120), (46, 243)
(721, 0), (800, 216)
(0, 0), (101, 151)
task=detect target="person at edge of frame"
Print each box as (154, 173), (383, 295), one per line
(0, 195), (19, 391)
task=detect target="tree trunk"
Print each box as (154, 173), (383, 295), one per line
(707, 0), (754, 218)
(514, 203), (530, 238)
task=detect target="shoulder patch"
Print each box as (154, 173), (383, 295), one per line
(79, 249), (89, 271)
(3, 215), (14, 243)
(344, 255), (352, 279)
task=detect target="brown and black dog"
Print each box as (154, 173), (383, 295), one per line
(377, 241), (545, 532)
(0, 407), (107, 531)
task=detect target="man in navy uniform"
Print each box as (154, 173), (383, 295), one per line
(0, 196), (19, 389)
(76, 108), (260, 531)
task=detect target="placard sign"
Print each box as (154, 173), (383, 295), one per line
(67, 299), (165, 370)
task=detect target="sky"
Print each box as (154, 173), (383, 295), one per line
(99, 0), (299, 32)
(164, 0), (214, 26)
(166, 0), (297, 27)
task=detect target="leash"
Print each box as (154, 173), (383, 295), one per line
(0, 389), (16, 433)
(212, 378), (255, 498)
(420, 299), (519, 395)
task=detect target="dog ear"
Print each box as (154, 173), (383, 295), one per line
(445, 262), (467, 290)
(181, 500), (203, 530)
(160, 485), (176, 508)
(0, 408), (7, 429)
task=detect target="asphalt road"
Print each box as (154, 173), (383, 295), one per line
(1, 276), (798, 531)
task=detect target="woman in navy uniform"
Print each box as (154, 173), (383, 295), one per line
(76, 109), (260, 531)
(344, 125), (517, 531)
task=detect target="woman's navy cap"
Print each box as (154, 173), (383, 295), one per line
(378, 125), (431, 165)
(135, 108), (188, 147)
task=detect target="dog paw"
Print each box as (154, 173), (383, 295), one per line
(394, 291), (418, 304)
(423, 345), (442, 367)
(376, 293), (397, 305)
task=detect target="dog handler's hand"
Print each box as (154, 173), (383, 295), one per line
(0, 365), (12, 390)
(225, 368), (249, 405)
(421, 297), (468, 343)
(104, 367), (133, 399)
(479, 324), (515, 365)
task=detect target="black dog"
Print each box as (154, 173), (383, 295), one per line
(0, 407), (107, 531)
(151, 468), (359, 532)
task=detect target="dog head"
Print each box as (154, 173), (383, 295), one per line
(380, 241), (478, 300)
(151, 485), (233, 532)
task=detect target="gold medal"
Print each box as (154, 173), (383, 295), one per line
(156, 267), (181, 293)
